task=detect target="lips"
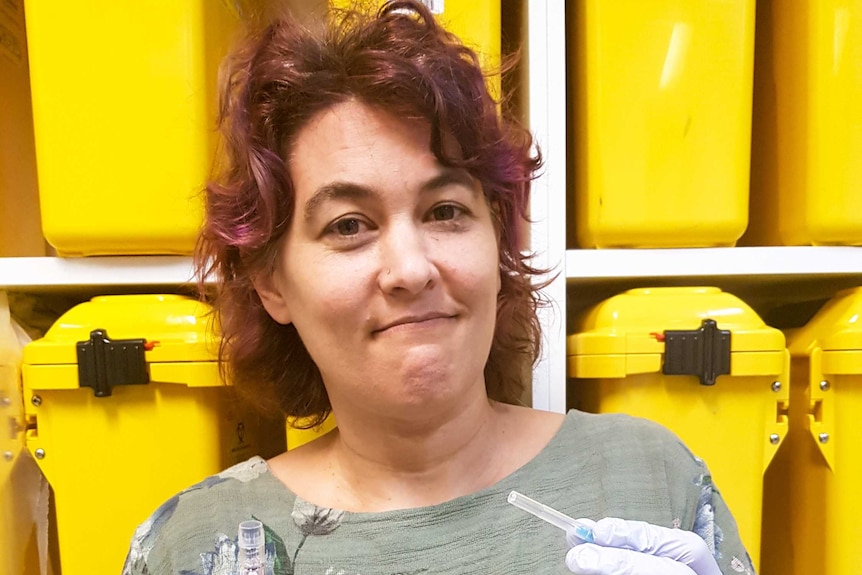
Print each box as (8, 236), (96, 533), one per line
(374, 312), (455, 333)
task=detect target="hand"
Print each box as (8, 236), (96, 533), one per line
(565, 518), (722, 575)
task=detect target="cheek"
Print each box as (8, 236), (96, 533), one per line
(474, 237), (503, 292)
(286, 273), (369, 366)
(452, 251), (502, 305)
(287, 253), (373, 319)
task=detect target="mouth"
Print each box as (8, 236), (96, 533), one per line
(374, 312), (456, 334)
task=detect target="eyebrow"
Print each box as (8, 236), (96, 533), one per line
(419, 167), (478, 196)
(303, 182), (373, 223)
(302, 167), (479, 223)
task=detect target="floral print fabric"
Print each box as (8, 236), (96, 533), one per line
(122, 458), (351, 575)
(122, 411), (756, 575)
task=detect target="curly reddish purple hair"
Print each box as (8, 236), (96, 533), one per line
(197, 0), (544, 426)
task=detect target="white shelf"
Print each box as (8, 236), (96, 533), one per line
(2, 245), (858, 296)
(563, 246), (862, 328)
(566, 246), (862, 280)
(0, 256), (197, 290)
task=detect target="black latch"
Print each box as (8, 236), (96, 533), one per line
(662, 319), (731, 386)
(76, 329), (150, 397)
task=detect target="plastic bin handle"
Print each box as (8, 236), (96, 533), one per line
(76, 329), (149, 397)
(661, 319), (731, 385)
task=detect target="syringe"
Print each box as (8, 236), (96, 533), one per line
(507, 490), (595, 543)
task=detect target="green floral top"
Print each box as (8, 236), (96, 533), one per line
(122, 410), (756, 575)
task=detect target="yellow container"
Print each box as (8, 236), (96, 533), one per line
(567, 287), (789, 569)
(22, 294), (285, 575)
(746, 0), (862, 246)
(569, 1), (754, 248)
(331, 0), (500, 97)
(0, 0), (44, 256)
(761, 287), (862, 575)
(23, 1), (238, 255)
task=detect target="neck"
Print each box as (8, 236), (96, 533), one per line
(325, 396), (512, 511)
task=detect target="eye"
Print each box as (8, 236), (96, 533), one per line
(334, 218), (362, 236)
(430, 204), (459, 221)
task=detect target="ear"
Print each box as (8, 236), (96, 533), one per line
(252, 271), (293, 325)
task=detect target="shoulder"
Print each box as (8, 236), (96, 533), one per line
(563, 409), (702, 464)
(512, 410), (714, 535)
(122, 457), (280, 575)
(553, 410), (709, 501)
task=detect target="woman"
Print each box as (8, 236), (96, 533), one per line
(123, 2), (755, 574)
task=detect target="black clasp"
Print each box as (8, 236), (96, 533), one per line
(662, 319), (731, 386)
(76, 329), (150, 397)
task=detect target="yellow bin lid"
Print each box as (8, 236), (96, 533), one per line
(23, 294), (221, 395)
(787, 286), (862, 356)
(568, 287), (786, 383)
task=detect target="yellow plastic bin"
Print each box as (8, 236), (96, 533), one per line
(0, 0), (44, 257)
(22, 294), (285, 575)
(746, 0), (862, 246)
(569, 0), (755, 248)
(761, 287), (862, 575)
(567, 287), (789, 569)
(23, 1), (239, 255)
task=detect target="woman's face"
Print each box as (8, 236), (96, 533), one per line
(255, 100), (501, 420)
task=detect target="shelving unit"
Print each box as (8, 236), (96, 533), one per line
(3, 5), (859, 574)
(522, 0), (862, 413)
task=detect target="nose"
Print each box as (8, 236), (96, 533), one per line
(377, 223), (438, 295)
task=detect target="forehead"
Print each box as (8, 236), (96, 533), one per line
(287, 100), (437, 196)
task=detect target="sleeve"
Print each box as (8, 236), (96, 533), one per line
(676, 447), (758, 575)
(118, 463), (273, 575)
(121, 528), (152, 575)
(120, 494), (180, 575)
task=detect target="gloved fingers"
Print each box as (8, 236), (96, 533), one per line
(565, 518), (598, 546)
(588, 518), (721, 575)
(565, 543), (698, 575)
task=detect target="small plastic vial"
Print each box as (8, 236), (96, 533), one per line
(238, 520), (266, 575)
